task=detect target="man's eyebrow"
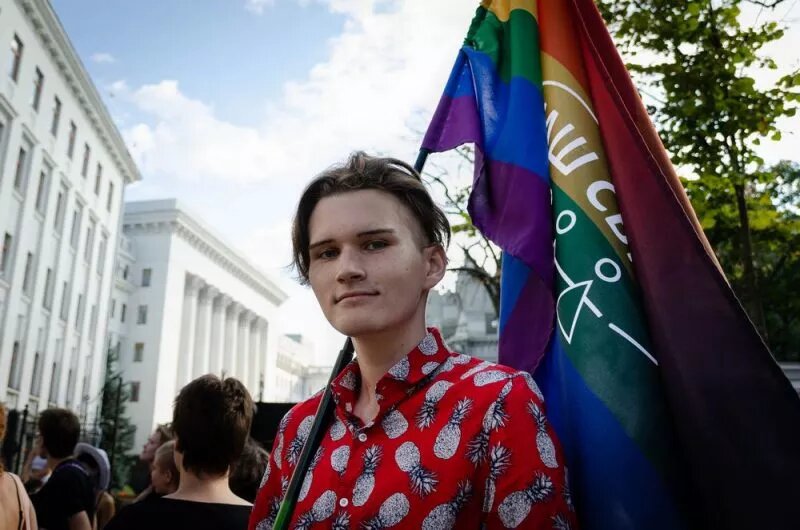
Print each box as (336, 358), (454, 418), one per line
(308, 229), (395, 251)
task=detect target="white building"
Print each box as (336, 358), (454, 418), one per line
(428, 271), (499, 362)
(107, 199), (291, 450)
(275, 334), (331, 402)
(0, 0), (140, 419)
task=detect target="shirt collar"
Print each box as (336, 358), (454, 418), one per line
(331, 327), (452, 422)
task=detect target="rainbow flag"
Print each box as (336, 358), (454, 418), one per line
(422, 0), (800, 528)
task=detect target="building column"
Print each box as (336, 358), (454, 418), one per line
(193, 285), (217, 379)
(258, 320), (269, 401)
(209, 294), (231, 376)
(224, 303), (243, 378)
(237, 310), (252, 385)
(177, 274), (204, 388)
(249, 319), (261, 395)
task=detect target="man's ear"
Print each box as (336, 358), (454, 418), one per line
(423, 245), (447, 290)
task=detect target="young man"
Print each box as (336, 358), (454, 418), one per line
(30, 408), (94, 530)
(249, 153), (577, 529)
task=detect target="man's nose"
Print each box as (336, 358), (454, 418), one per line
(335, 247), (366, 283)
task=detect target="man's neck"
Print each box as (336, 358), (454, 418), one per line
(46, 455), (70, 470)
(167, 470), (249, 505)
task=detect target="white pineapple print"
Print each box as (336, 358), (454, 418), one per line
(419, 333), (438, 355)
(483, 444), (512, 514)
(340, 370), (357, 390)
(353, 445), (382, 506)
(387, 357), (410, 380)
(474, 369), (512, 387)
(395, 441), (438, 497)
(361, 493), (411, 529)
(330, 445), (350, 476)
(332, 511), (350, 530)
(286, 414), (315, 466)
(274, 433), (284, 470)
(415, 380), (454, 429)
(553, 513), (572, 530)
(497, 473), (555, 528)
(436, 353), (472, 375)
(381, 408), (409, 439)
(421, 480), (473, 530)
(422, 361), (440, 375)
(298, 446), (324, 502)
(255, 497), (281, 530)
(434, 398), (473, 459)
(294, 489), (337, 530)
(520, 371), (544, 401)
(278, 409), (293, 434)
(528, 400), (558, 469)
(259, 461), (271, 488)
(460, 360), (492, 380)
(330, 417), (346, 441)
(466, 382), (513, 464)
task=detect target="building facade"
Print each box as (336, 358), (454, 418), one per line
(108, 199), (290, 450)
(274, 334), (331, 402)
(0, 0), (140, 421)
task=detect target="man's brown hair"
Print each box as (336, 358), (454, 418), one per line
(38, 408), (80, 458)
(291, 151), (450, 284)
(172, 375), (254, 476)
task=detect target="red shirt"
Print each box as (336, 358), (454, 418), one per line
(249, 328), (577, 529)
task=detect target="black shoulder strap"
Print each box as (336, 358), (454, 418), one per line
(10, 473), (25, 530)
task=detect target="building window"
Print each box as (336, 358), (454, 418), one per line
(32, 67), (43, 110)
(136, 305), (147, 325)
(97, 235), (107, 274)
(122, 265), (129, 280)
(94, 164), (102, 195)
(21, 252), (34, 296)
(70, 204), (82, 249)
(48, 361), (59, 403)
(34, 171), (48, 214)
(106, 182), (114, 212)
(134, 343), (144, 362)
(141, 268), (152, 287)
(67, 122), (77, 158)
(7, 341), (20, 389)
(53, 190), (65, 233)
(81, 143), (91, 177)
(89, 304), (98, 336)
(13, 147), (27, 192)
(42, 268), (53, 309)
(110, 298), (116, 318)
(51, 97), (61, 136)
(121, 303), (127, 323)
(9, 35), (23, 82)
(130, 382), (140, 402)
(84, 222), (94, 263)
(75, 294), (83, 330)
(0, 233), (11, 274)
(59, 282), (69, 320)
(30, 352), (41, 397)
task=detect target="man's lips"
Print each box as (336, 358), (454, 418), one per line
(335, 291), (379, 303)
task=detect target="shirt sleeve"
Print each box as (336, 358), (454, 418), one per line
(480, 373), (579, 529)
(46, 467), (91, 520)
(248, 413), (291, 530)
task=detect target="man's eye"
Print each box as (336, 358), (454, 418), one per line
(365, 240), (388, 251)
(317, 248), (338, 260)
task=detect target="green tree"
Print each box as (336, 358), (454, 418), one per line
(597, 0), (800, 358)
(99, 345), (136, 488)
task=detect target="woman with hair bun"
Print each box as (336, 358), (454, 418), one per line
(106, 375), (255, 530)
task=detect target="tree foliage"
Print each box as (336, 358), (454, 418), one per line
(597, 0), (800, 360)
(99, 346), (137, 488)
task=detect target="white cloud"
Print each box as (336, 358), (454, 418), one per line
(91, 52), (116, 64)
(244, 0), (275, 14)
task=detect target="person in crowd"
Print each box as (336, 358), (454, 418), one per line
(30, 408), (94, 530)
(0, 403), (38, 530)
(249, 153), (577, 529)
(130, 424), (172, 502)
(149, 441), (179, 496)
(22, 452), (52, 494)
(74, 443), (115, 530)
(229, 437), (269, 503)
(106, 375), (254, 530)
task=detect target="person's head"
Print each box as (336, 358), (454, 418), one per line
(75, 443), (111, 492)
(292, 152), (449, 338)
(150, 441), (179, 495)
(38, 408), (80, 459)
(140, 424), (172, 462)
(172, 375), (254, 478)
(229, 437), (269, 503)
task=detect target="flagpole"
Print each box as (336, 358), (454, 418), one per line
(271, 150), (431, 530)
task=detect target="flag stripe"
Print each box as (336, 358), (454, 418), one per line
(470, 7), (543, 87)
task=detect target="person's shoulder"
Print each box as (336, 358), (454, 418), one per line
(446, 354), (545, 403)
(104, 499), (151, 530)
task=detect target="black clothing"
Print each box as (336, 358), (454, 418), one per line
(31, 459), (95, 530)
(106, 497), (251, 530)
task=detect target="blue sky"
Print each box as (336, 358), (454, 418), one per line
(47, 0), (800, 363)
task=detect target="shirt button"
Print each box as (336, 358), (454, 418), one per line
(358, 432), (367, 442)
(339, 497), (349, 508)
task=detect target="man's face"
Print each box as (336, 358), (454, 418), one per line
(307, 189), (445, 338)
(140, 431), (161, 462)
